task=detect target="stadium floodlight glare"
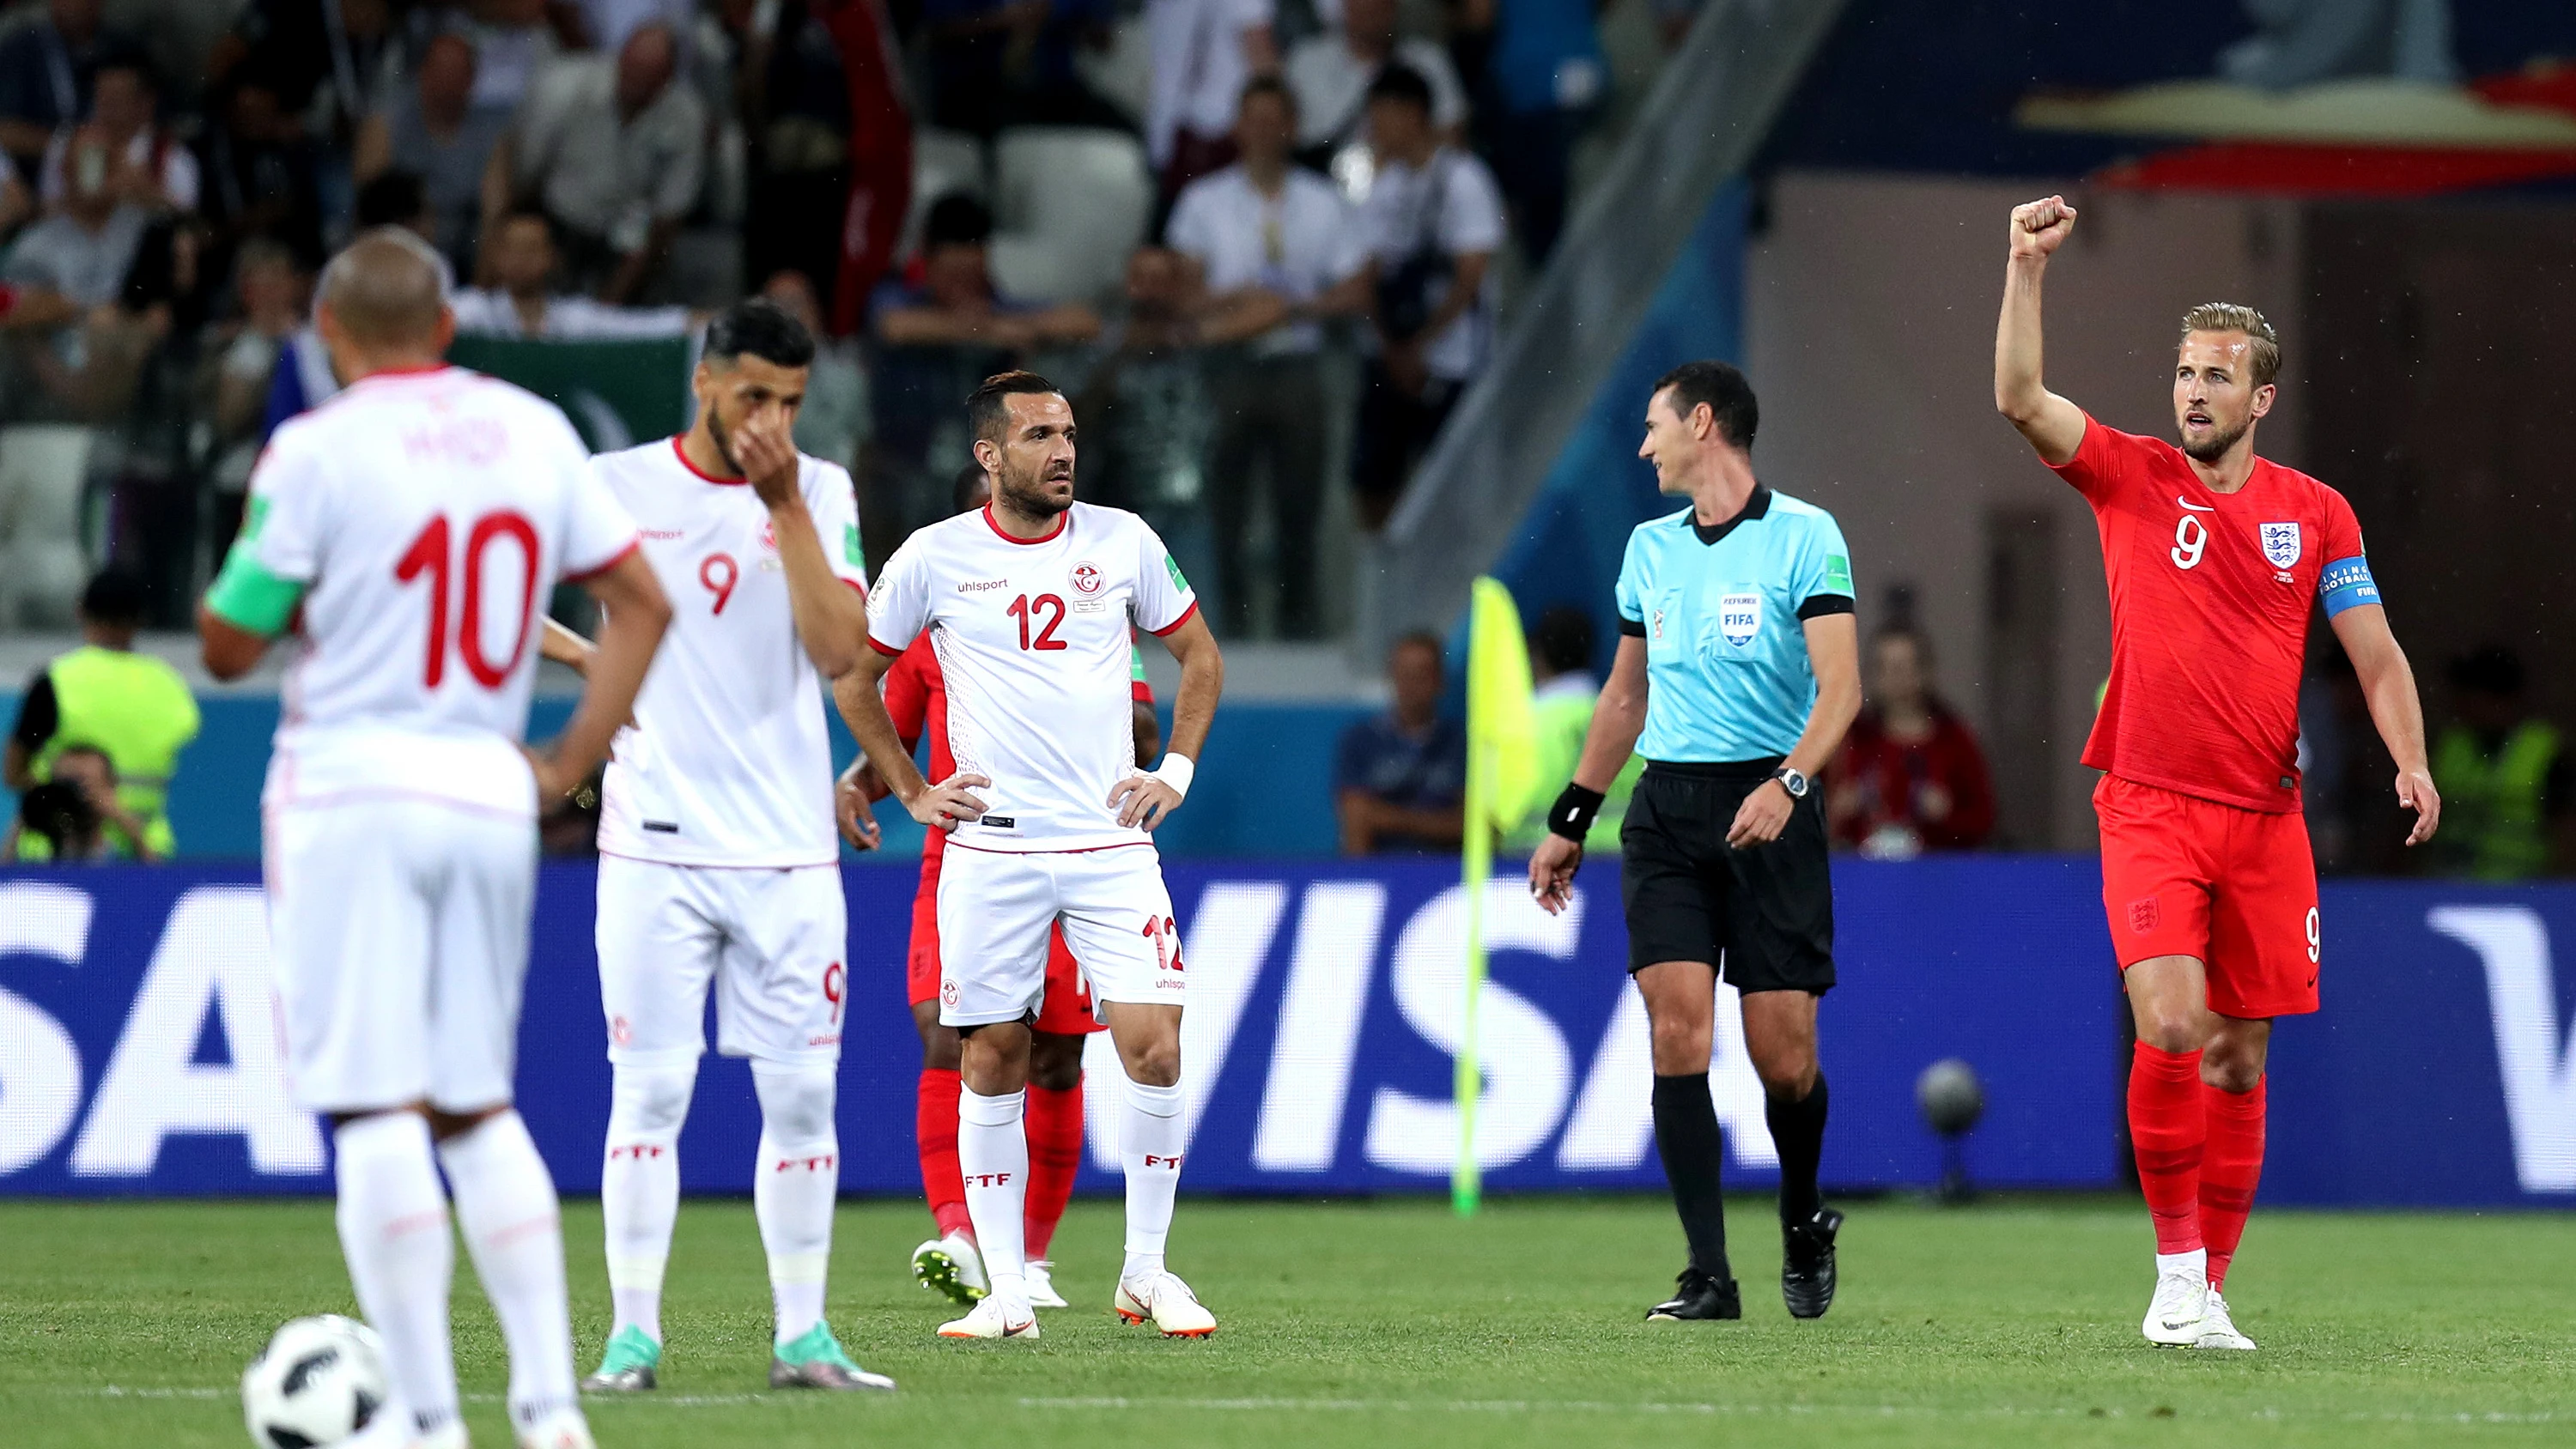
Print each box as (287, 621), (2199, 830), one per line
(1916, 1057), (1985, 1205)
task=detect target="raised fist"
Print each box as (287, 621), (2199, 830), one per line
(2009, 196), (2079, 260)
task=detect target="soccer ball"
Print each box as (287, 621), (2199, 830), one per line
(1915, 1057), (1986, 1137)
(240, 1315), (387, 1449)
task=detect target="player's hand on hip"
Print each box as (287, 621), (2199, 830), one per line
(2397, 767), (2441, 846)
(1726, 779), (1795, 849)
(908, 772), (989, 831)
(1109, 773), (1183, 830)
(523, 746), (580, 806)
(835, 770), (884, 851)
(736, 415), (802, 506)
(2009, 196), (2077, 260)
(1528, 834), (1582, 915)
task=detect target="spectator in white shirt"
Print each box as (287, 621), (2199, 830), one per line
(1350, 62), (1502, 530)
(449, 209), (695, 338)
(1283, 0), (1466, 167)
(492, 19), (706, 303)
(1166, 76), (1369, 637)
(39, 54), (196, 216)
(1145, 0), (1277, 207)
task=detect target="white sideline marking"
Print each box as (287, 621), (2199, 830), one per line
(66, 1387), (2571, 1426)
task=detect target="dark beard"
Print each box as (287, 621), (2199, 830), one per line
(705, 407), (743, 475)
(2180, 417), (2249, 464)
(997, 464), (1072, 518)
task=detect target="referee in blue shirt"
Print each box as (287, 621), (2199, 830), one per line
(1530, 361), (1862, 1323)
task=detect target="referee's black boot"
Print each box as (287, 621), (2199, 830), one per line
(1781, 1206), (1844, 1319)
(1646, 1267), (1741, 1322)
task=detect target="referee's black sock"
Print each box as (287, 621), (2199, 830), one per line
(1768, 1072), (1831, 1227)
(1651, 1072), (1731, 1280)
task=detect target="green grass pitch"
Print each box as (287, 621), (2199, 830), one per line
(2, 1195), (2569, 1447)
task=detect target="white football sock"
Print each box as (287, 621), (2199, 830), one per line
(600, 1064), (695, 1343)
(1120, 1076), (1186, 1282)
(752, 1062), (841, 1344)
(333, 1112), (460, 1437)
(437, 1111), (580, 1432)
(957, 1085), (1030, 1304)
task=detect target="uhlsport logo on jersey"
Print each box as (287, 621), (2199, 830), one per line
(2260, 522), (2301, 567)
(1070, 561), (1104, 596)
(1719, 592), (1761, 647)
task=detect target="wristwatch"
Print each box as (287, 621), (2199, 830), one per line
(1771, 766), (1809, 800)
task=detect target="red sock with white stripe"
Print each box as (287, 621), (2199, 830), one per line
(917, 1068), (973, 1240)
(2128, 1042), (2207, 1255)
(1024, 1081), (1084, 1259)
(2200, 1077), (2267, 1292)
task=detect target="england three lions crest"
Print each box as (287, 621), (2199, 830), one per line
(2259, 522), (2302, 568)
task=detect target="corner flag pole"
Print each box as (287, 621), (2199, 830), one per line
(1458, 578), (1539, 1217)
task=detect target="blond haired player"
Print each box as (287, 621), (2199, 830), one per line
(837, 370), (1226, 1340)
(199, 228), (671, 1449)
(1996, 196), (2437, 1351)
(553, 296), (924, 1394)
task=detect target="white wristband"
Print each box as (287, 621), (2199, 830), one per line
(1151, 754), (1195, 799)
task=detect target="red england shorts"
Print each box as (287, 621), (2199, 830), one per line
(2094, 774), (2321, 1019)
(907, 843), (1103, 1034)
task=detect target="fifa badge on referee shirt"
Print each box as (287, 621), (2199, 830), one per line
(1720, 593), (1761, 647)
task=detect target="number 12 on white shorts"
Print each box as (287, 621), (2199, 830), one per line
(934, 844), (1185, 1028)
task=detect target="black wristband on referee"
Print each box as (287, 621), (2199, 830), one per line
(1546, 784), (1606, 843)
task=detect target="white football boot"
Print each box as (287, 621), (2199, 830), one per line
(514, 1407), (596, 1449)
(1115, 1270), (1217, 1338)
(1024, 1258), (1070, 1309)
(2192, 1288), (2258, 1350)
(912, 1231), (989, 1307)
(938, 1294), (1041, 1341)
(2141, 1251), (2210, 1347)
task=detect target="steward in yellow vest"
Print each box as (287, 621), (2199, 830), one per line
(2430, 647), (2567, 882)
(4, 571), (199, 860)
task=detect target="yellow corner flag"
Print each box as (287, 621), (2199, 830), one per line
(1457, 578), (1540, 1215)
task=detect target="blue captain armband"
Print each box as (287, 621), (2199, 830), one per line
(2319, 555), (2381, 618)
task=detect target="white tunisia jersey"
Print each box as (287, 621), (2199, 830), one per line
(246, 365), (640, 816)
(866, 500), (1199, 852)
(593, 437), (868, 867)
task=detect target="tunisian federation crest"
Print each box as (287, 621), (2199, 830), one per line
(2259, 522), (2301, 568)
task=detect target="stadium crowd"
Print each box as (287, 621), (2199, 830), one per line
(0, 0), (1669, 643)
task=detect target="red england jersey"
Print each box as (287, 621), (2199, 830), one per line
(880, 630), (1156, 860)
(2055, 415), (2370, 813)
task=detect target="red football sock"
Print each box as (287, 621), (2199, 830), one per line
(2200, 1077), (2266, 1291)
(1024, 1080), (1084, 1259)
(2128, 1042), (2207, 1255)
(917, 1067), (972, 1239)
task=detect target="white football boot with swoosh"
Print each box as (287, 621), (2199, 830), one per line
(1115, 1270), (1217, 1337)
(2192, 1288), (2258, 1350)
(2142, 1251), (2210, 1347)
(939, 1295), (1040, 1341)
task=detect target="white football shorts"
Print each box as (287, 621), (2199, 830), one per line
(266, 797), (538, 1114)
(595, 855), (851, 1068)
(935, 841), (1184, 1028)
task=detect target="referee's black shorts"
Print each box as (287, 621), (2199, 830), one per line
(1619, 760), (1837, 994)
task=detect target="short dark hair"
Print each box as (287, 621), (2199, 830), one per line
(18, 780), (97, 854)
(1239, 74), (1294, 114)
(1390, 629), (1445, 664)
(924, 192), (993, 250)
(2449, 646), (2524, 698)
(1652, 360), (1758, 451)
(703, 296), (815, 369)
(952, 463), (991, 513)
(1365, 64), (1435, 114)
(966, 370), (1062, 442)
(1529, 607), (1595, 676)
(80, 568), (149, 627)
(355, 170), (428, 229)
